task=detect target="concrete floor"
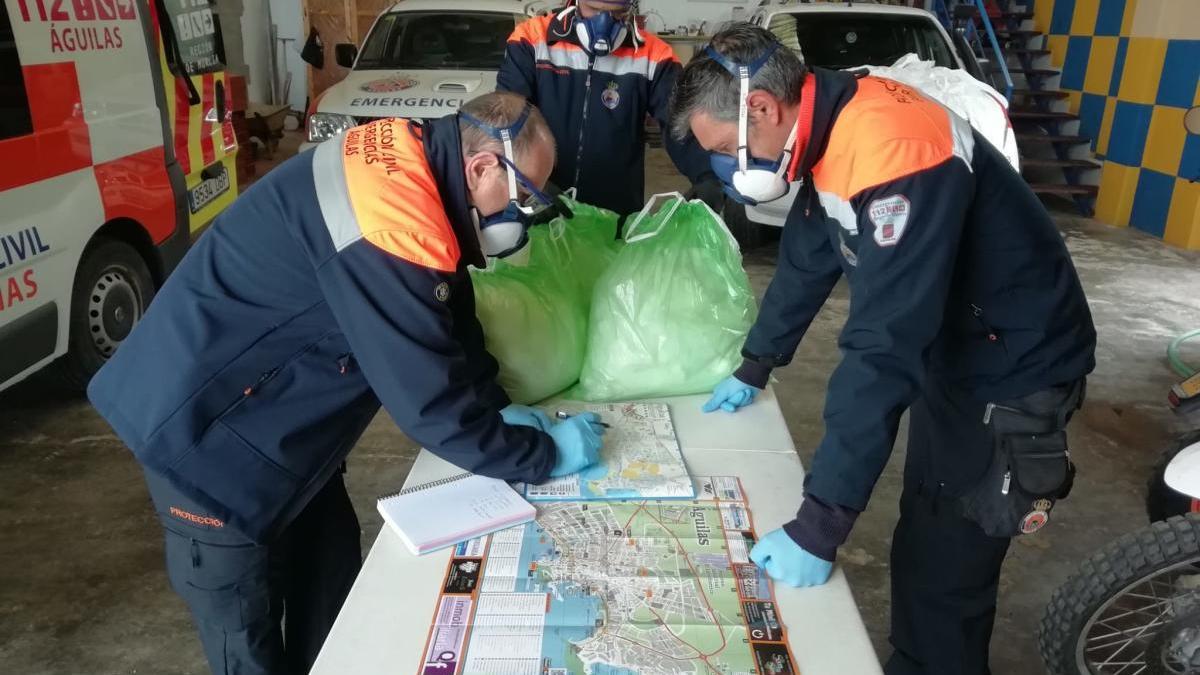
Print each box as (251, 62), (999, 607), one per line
(1, 147), (1199, 674)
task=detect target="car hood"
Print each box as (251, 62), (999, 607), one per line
(317, 69), (497, 120)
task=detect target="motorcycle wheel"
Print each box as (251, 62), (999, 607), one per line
(1040, 514), (1200, 674)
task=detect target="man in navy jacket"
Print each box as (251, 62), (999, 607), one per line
(88, 93), (604, 675)
(498, 0), (721, 216)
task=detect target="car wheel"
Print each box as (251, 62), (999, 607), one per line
(52, 238), (155, 391)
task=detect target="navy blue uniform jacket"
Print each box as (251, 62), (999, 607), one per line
(497, 10), (712, 215)
(88, 116), (556, 543)
(731, 70), (1097, 556)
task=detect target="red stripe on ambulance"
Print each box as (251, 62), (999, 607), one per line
(200, 73), (215, 166)
(0, 63), (91, 191)
(173, 75), (191, 175)
(93, 146), (176, 244)
(220, 77), (236, 151)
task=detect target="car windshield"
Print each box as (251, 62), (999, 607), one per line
(355, 11), (517, 70)
(769, 13), (956, 69)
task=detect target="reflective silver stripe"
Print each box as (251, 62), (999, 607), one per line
(817, 189), (860, 235)
(312, 132), (363, 252)
(532, 42), (652, 78)
(946, 107), (977, 170)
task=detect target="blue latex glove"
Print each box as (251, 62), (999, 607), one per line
(749, 528), (833, 588)
(702, 375), (762, 413)
(499, 404), (553, 432)
(548, 412), (606, 477)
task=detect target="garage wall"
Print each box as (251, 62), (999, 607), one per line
(639, 0), (745, 33)
(238, 0), (272, 103)
(303, 0), (393, 100)
(1033, 0), (1200, 249)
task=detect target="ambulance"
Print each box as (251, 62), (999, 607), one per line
(303, 0), (549, 150)
(0, 0), (238, 393)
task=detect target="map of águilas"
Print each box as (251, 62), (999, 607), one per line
(419, 477), (797, 675)
(525, 402), (694, 501)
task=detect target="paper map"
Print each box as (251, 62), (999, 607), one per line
(525, 402), (694, 501)
(419, 476), (798, 675)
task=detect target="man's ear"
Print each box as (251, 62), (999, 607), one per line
(464, 152), (500, 191)
(746, 90), (781, 126)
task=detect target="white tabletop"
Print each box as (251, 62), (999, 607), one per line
(314, 392), (881, 675)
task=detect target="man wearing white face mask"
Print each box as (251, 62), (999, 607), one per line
(86, 92), (606, 675)
(671, 25), (1095, 675)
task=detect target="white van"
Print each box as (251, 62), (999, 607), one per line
(303, 0), (548, 150)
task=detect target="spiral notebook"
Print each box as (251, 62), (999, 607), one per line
(376, 472), (535, 556)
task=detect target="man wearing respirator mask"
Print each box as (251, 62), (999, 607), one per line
(672, 25), (1095, 675)
(86, 93), (605, 675)
(497, 0), (724, 219)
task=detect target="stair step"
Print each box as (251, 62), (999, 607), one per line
(1027, 183), (1100, 196)
(1021, 157), (1102, 170)
(1016, 132), (1093, 145)
(1010, 110), (1079, 121)
(995, 67), (1060, 76)
(1011, 88), (1069, 99)
(1008, 48), (1052, 57)
(995, 29), (1043, 38)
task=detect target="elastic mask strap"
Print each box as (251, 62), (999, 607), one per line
(703, 43), (781, 173)
(460, 105), (532, 205)
(738, 66), (750, 171)
(775, 120), (800, 179)
(502, 135), (519, 203)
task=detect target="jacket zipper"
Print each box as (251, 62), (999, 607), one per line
(242, 367), (280, 397)
(572, 55), (597, 188)
(970, 303), (1003, 346)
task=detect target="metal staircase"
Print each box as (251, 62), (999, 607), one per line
(933, 0), (1100, 215)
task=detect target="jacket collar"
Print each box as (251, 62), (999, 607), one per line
(421, 116), (486, 270)
(787, 67), (860, 180)
(547, 4), (643, 51)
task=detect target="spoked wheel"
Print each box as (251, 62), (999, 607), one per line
(1041, 515), (1200, 674)
(51, 238), (155, 390)
(1146, 611), (1200, 674)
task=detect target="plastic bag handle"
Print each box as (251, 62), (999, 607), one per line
(623, 192), (684, 243)
(696, 197), (743, 253)
(546, 217), (572, 260)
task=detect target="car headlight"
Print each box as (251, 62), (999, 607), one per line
(307, 113), (357, 143)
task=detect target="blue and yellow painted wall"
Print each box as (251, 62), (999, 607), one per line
(1032, 0), (1199, 248)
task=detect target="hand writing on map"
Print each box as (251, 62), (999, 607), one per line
(548, 412), (606, 477)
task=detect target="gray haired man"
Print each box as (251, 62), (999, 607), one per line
(673, 24), (1094, 675)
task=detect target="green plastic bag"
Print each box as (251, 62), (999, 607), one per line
(530, 197), (623, 306)
(573, 194), (758, 401)
(470, 198), (622, 404)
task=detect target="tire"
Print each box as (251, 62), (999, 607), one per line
(723, 198), (763, 251)
(51, 238), (156, 391)
(1149, 431), (1200, 522)
(1039, 514), (1200, 674)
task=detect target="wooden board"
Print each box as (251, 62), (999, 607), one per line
(305, 0), (355, 101)
(304, 0), (402, 101)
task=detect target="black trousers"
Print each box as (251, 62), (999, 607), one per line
(145, 471), (362, 675)
(885, 377), (1083, 675)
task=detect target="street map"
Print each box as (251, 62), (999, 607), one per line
(419, 476), (798, 675)
(525, 402), (694, 501)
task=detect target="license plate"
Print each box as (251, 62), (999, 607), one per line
(188, 166), (230, 214)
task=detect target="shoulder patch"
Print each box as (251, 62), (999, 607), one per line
(343, 119), (460, 272)
(868, 195), (910, 247)
(814, 77), (955, 200)
(638, 32), (680, 65)
(511, 15), (551, 44)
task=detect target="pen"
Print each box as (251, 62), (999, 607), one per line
(555, 409), (611, 428)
